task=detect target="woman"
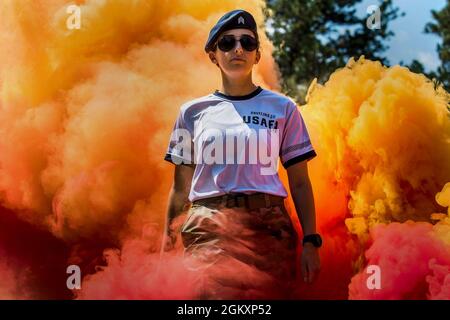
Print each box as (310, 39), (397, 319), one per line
(163, 9), (321, 299)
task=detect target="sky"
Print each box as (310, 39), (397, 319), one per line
(356, 0), (447, 71)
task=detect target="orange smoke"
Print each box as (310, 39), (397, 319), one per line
(1, 0), (449, 300)
(0, 0), (279, 299)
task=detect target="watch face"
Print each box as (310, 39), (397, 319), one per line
(304, 234), (322, 247)
(315, 235), (322, 247)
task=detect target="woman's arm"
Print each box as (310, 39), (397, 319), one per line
(287, 161), (316, 236)
(286, 160), (320, 283)
(163, 164), (195, 251)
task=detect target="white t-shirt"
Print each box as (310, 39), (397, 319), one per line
(164, 86), (316, 202)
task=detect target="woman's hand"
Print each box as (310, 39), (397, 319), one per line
(162, 164), (195, 252)
(287, 161), (321, 283)
(301, 243), (321, 283)
(162, 229), (177, 252)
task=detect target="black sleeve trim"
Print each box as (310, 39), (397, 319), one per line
(164, 153), (193, 166)
(282, 150), (317, 169)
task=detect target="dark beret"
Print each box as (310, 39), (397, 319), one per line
(205, 9), (258, 53)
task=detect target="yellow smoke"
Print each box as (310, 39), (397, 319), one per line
(300, 57), (450, 299)
(432, 183), (450, 246)
(0, 0), (278, 241)
(301, 57), (450, 239)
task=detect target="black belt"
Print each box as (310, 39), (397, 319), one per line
(192, 192), (285, 210)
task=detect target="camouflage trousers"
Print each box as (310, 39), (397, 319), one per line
(180, 199), (299, 299)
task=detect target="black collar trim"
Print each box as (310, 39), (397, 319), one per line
(213, 86), (263, 101)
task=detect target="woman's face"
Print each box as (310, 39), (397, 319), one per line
(209, 29), (260, 79)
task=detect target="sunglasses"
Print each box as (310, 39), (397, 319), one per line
(216, 34), (259, 52)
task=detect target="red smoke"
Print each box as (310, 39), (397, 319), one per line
(349, 222), (450, 299)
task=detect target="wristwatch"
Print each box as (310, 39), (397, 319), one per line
(302, 233), (322, 248)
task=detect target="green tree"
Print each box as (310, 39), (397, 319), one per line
(265, 0), (402, 103)
(408, 59), (426, 75)
(425, 0), (450, 91)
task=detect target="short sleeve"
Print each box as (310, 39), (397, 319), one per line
(280, 102), (317, 169)
(164, 110), (194, 165)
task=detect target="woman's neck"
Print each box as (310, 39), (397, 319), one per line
(220, 73), (257, 96)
